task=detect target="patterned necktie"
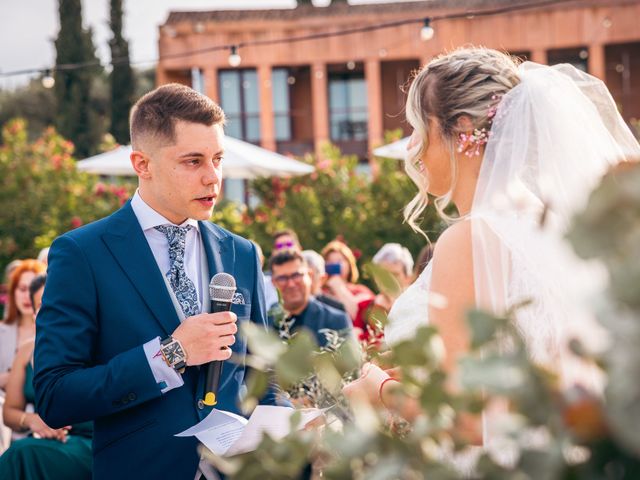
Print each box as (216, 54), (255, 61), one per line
(155, 224), (200, 318)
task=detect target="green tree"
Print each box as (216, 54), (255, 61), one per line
(109, 0), (135, 145)
(133, 67), (156, 99)
(0, 119), (134, 268)
(0, 79), (56, 140)
(54, 0), (103, 158)
(213, 142), (444, 271)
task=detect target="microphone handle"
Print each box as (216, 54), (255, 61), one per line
(203, 299), (233, 407)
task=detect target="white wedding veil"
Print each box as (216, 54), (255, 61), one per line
(472, 62), (640, 388)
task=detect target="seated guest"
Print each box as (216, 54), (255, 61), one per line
(370, 243), (414, 311)
(354, 243), (415, 344)
(320, 240), (374, 321)
(0, 260), (46, 454)
(0, 274), (92, 479)
(1, 260), (47, 385)
(301, 250), (345, 312)
(272, 229), (302, 254)
(269, 250), (351, 348)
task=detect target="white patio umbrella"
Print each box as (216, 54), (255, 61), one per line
(76, 137), (315, 179)
(372, 136), (410, 160)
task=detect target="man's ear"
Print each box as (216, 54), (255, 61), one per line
(131, 150), (151, 179)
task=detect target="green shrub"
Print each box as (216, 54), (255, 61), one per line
(0, 119), (134, 267)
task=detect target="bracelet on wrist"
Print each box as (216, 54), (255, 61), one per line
(19, 412), (27, 430)
(378, 377), (400, 409)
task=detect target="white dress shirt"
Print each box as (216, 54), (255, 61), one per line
(131, 190), (204, 394)
(132, 192), (220, 480)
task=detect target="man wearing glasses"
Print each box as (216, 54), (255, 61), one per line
(269, 250), (351, 348)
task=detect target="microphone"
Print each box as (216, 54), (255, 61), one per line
(203, 272), (237, 407)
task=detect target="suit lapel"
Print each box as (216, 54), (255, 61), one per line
(198, 222), (238, 404)
(199, 221), (235, 282)
(102, 202), (180, 336)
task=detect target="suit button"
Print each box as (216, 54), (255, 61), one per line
(197, 399), (205, 410)
(128, 393), (137, 401)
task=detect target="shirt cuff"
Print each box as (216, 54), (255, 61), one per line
(143, 337), (184, 394)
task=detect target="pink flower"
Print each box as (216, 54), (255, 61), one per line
(94, 182), (106, 196)
(70, 216), (83, 229)
(51, 154), (63, 170)
(316, 159), (331, 171)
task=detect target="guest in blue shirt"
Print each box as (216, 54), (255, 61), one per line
(269, 250), (351, 348)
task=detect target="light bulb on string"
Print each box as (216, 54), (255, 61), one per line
(42, 69), (55, 89)
(228, 45), (241, 67)
(420, 18), (434, 41)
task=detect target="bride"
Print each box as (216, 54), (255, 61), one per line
(344, 47), (640, 444)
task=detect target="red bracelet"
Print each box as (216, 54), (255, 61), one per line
(378, 377), (399, 409)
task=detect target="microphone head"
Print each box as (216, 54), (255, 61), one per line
(209, 272), (237, 302)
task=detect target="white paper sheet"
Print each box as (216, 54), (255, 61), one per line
(176, 405), (326, 457)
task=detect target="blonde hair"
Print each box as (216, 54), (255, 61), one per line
(404, 47), (521, 235)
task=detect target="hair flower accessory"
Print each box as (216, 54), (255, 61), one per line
(487, 93), (502, 121)
(457, 93), (503, 157)
(458, 128), (491, 157)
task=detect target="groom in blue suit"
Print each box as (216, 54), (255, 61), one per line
(34, 84), (276, 479)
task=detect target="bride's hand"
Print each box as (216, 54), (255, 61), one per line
(342, 362), (391, 405)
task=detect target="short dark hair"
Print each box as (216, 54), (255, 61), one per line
(29, 273), (46, 307)
(269, 250), (307, 272)
(130, 83), (225, 150)
(272, 229), (300, 245)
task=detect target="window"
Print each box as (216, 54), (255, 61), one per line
(547, 47), (589, 72)
(218, 69), (261, 143)
(272, 68), (292, 142)
(329, 71), (368, 142)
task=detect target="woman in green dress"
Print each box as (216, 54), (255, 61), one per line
(0, 274), (92, 479)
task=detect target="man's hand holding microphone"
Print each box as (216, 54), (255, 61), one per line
(171, 310), (237, 365)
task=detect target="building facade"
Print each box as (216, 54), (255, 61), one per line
(157, 0), (640, 165)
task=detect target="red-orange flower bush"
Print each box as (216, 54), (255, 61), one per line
(0, 119), (134, 267)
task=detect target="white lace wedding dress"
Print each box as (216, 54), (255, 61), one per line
(384, 262), (433, 346)
(382, 254), (594, 476)
(384, 263), (483, 475)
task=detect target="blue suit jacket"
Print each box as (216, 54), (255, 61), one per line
(34, 202), (275, 479)
(272, 297), (352, 348)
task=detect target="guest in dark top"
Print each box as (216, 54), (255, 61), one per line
(0, 274), (92, 479)
(269, 250), (351, 348)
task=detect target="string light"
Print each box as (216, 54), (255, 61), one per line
(41, 69), (55, 89)
(0, 0), (581, 80)
(420, 18), (434, 41)
(228, 45), (242, 67)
